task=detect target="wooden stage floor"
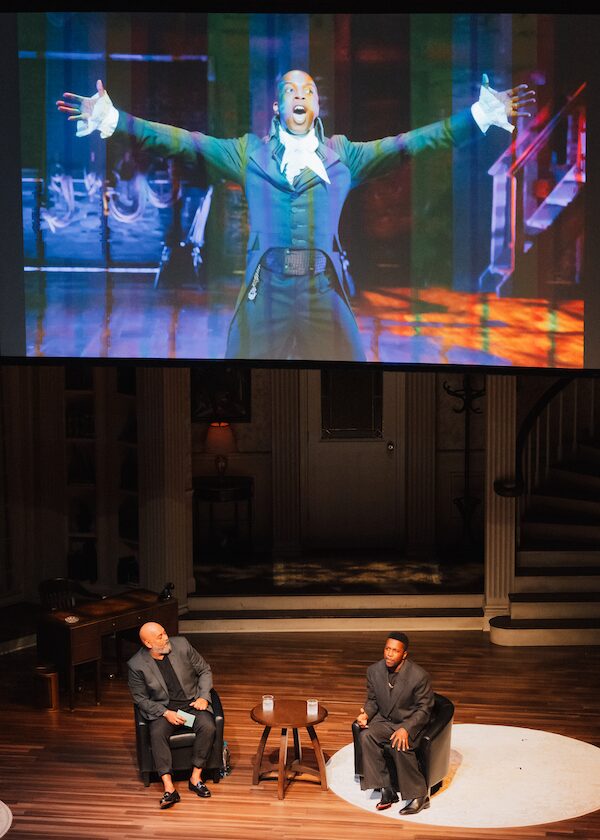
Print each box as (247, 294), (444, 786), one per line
(1, 630), (598, 840)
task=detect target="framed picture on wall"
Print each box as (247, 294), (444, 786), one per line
(190, 366), (251, 423)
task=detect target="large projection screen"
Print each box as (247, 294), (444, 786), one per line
(2, 12), (599, 368)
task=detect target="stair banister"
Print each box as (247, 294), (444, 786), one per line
(493, 376), (576, 498)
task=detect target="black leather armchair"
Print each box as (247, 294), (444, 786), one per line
(352, 692), (454, 797)
(134, 687), (225, 786)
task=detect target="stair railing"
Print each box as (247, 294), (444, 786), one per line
(494, 375), (598, 545)
(479, 82), (586, 295)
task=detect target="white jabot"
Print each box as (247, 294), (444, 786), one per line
(278, 125), (330, 185)
(471, 81), (515, 134)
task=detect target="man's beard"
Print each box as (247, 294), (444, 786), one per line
(153, 641), (172, 655)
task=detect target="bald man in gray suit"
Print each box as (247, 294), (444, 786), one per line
(356, 632), (434, 815)
(128, 622), (217, 809)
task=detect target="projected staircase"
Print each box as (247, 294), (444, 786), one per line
(479, 82), (586, 298)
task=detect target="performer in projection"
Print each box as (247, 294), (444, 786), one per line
(57, 71), (534, 361)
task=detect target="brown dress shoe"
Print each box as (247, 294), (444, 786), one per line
(399, 795), (430, 815)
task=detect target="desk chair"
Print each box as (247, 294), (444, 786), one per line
(38, 577), (102, 611)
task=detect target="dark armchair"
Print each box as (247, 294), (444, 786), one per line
(352, 692), (454, 797)
(134, 687), (226, 787)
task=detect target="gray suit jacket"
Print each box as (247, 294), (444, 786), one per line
(127, 636), (213, 721)
(364, 658), (434, 746)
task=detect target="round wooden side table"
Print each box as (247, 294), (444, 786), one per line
(250, 699), (329, 799)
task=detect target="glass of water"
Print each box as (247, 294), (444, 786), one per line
(307, 698), (318, 715)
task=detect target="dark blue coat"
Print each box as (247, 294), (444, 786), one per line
(115, 109), (478, 324)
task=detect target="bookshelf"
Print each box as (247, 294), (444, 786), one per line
(62, 365), (140, 586)
(64, 365), (99, 581)
(115, 366), (139, 585)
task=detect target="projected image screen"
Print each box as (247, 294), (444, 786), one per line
(15, 12), (590, 366)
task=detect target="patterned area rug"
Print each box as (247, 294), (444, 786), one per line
(326, 723), (600, 828)
(196, 554), (483, 596)
(0, 801), (12, 837)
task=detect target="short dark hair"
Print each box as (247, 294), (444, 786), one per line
(387, 631), (409, 649)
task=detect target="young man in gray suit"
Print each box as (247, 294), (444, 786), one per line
(127, 622), (217, 809)
(356, 632), (434, 814)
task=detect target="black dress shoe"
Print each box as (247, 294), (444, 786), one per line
(188, 780), (211, 798)
(159, 790), (180, 809)
(399, 795), (430, 815)
(376, 787), (399, 810)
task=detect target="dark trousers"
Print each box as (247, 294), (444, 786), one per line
(226, 267), (366, 362)
(358, 717), (427, 800)
(149, 709), (216, 778)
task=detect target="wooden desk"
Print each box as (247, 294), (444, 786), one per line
(250, 699), (329, 799)
(36, 589), (178, 709)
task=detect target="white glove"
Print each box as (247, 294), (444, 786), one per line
(471, 73), (515, 135)
(76, 89), (119, 139)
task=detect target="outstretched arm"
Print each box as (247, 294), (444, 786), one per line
(338, 73), (536, 186)
(57, 79), (251, 183)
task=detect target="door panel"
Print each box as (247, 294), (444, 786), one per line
(300, 370), (405, 549)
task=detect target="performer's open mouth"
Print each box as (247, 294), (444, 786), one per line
(292, 105), (307, 124)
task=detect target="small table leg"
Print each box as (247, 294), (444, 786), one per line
(293, 727), (302, 762)
(95, 659), (102, 705)
(252, 725), (271, 786)
(307, 725), (328, 790)
(277, 727), (288, 800)
(69, 665), (75, 711)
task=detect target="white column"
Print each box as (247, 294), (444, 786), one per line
(271, 369), (301, 557)
(405, 372), (437, 557)
(484, 374), (516, 628)
(137, 368), (193, 611)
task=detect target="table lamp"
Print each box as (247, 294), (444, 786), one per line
(205, 421), (237, 476)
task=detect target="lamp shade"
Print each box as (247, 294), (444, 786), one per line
(205, 422), (237, 455)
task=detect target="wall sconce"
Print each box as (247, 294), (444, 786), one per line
(205, 421), (237, 476)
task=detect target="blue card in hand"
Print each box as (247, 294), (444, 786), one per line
(177, 709), (196, 728)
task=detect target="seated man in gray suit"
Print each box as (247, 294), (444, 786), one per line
(128, 622), (217, 809)
(356, 632), (433, 815)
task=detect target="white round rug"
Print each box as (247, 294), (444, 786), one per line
(326, 724), (600, 828)
(0, 801), (12, 837)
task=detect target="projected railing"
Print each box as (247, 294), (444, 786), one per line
(479, 82), (586, 297)
(22, 171), (213, 286)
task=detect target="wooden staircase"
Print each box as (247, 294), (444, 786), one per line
(490, 434), (600, 646)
